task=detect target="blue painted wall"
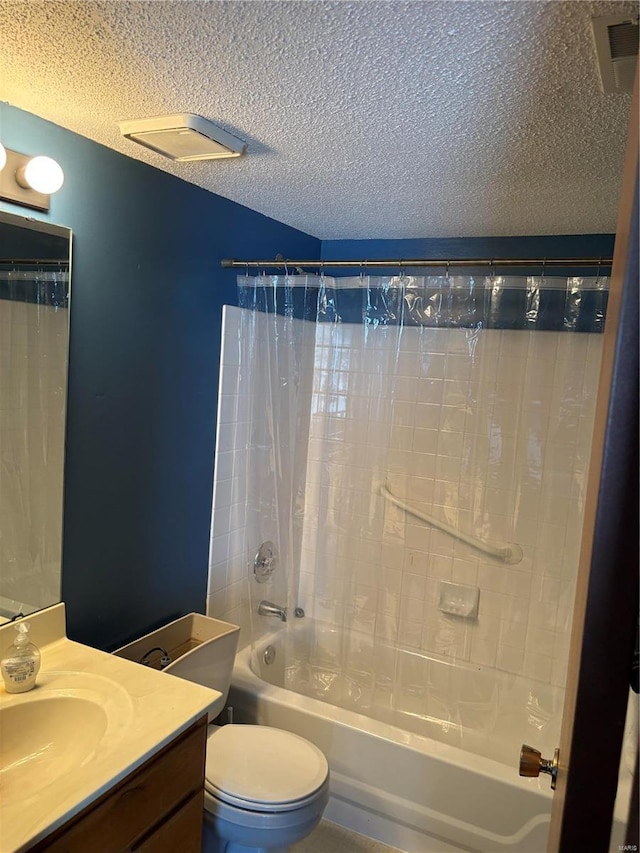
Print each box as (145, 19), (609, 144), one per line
(0, 105), (616, 652)
(0, 104), (319, 650)
(318, 235), (616, 335)
(322, 235), (615, 277)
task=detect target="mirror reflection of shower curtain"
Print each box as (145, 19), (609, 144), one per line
(236, 272), (607, 721)
(0, 268), (69, 617)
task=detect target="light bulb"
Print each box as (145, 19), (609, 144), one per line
(22, 156), (64, 194)
(0, 143), (6, 172)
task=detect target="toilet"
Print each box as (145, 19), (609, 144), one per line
(115, 614), (329, 853)
(202, 724), (329, 853)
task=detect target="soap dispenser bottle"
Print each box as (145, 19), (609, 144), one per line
(1, 621), (41, 693)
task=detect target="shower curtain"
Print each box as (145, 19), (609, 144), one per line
(0, 268), (69, 618)
(234, 271), (607, 711)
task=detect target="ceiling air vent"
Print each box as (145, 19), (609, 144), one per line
(592, 16), (639, 94)
(118, 114), (246, 161)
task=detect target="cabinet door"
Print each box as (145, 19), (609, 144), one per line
(134, 791), (204, 853)
(33, 718), (207, 853)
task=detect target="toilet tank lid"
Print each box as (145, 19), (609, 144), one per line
(205, 725), (329, 806)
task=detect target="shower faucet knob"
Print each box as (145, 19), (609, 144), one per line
(254, 541), (278, 583)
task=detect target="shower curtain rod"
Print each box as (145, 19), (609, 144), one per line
(221, 256), (612, 270)
(0, 258), (70, 266)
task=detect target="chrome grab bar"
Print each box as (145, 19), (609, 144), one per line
(380, 480), (523, 565)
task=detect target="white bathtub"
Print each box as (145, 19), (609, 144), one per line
(229, 620), (562, 853)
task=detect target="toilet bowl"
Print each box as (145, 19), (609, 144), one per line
(202, 725), (330, 853)
(115, 614), (330, 853)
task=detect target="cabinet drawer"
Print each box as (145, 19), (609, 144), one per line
(34, 717), (207, 852)
(134, 790), (203, 853)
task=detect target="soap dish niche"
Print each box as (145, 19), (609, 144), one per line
(437, 581), (480, 619)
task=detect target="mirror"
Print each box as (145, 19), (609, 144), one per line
(0, 211), (71, 622)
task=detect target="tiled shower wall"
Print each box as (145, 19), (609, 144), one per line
(0, 300), (68, 614)
(209, 307), (602, 688)
(299, 323), (602, 688)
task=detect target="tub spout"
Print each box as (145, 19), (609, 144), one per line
(258, 600), (287, 622)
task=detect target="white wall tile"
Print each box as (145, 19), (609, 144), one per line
(209, 315), (601, 691)
(470, 637), (498, 668)
(451, 557), (478, 586)
(208, 562), (228, 594)
(526, 626), (555, 657)
(499, 619), (527, 649)
(522, 650), (553, 682)
(496, 644), (525, 675)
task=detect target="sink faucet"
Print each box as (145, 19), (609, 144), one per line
(258, 600), (287, 622)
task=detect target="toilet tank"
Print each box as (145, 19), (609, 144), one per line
(114, 613), (240, 718)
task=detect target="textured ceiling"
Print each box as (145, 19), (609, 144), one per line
(0, 0), (636, 239)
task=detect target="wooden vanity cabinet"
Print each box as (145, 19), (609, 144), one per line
(31, 716), (207, 853)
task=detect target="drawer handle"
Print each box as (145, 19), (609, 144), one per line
(116, 785), (145, 802)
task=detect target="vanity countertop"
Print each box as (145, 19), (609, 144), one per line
(0, 604), (220, 853)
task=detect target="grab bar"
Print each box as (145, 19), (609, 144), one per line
(380, 481), (523, 565)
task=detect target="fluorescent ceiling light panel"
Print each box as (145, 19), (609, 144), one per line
(118, 113), (246, 161)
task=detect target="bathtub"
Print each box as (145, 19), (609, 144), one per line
(229, 619), (562, 853)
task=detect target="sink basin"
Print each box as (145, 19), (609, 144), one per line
(0, 671), (133, 808)
(0, 611), (217, 853)
(0, 695), (108, 805)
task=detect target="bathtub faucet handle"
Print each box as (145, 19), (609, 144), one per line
(257, 600), (288, 622)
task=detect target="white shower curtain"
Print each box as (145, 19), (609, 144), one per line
(233, 272), (606, 715)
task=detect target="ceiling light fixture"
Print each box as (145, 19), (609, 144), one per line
(118, 113), (247, 161)
(0, 147), (64, 211)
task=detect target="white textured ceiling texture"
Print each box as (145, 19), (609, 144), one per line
(0, 0), (636, 239)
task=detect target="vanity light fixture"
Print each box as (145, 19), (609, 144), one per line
(118, 113), (247, 161)
(18, 156), (65, 195)
(0, 147), (64, 212)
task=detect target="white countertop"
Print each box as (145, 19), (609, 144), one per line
(0, 604), (220, 852)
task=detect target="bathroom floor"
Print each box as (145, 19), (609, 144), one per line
(291, 821), (404, 853)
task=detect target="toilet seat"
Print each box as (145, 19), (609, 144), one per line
(204, 724), (329, 814)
